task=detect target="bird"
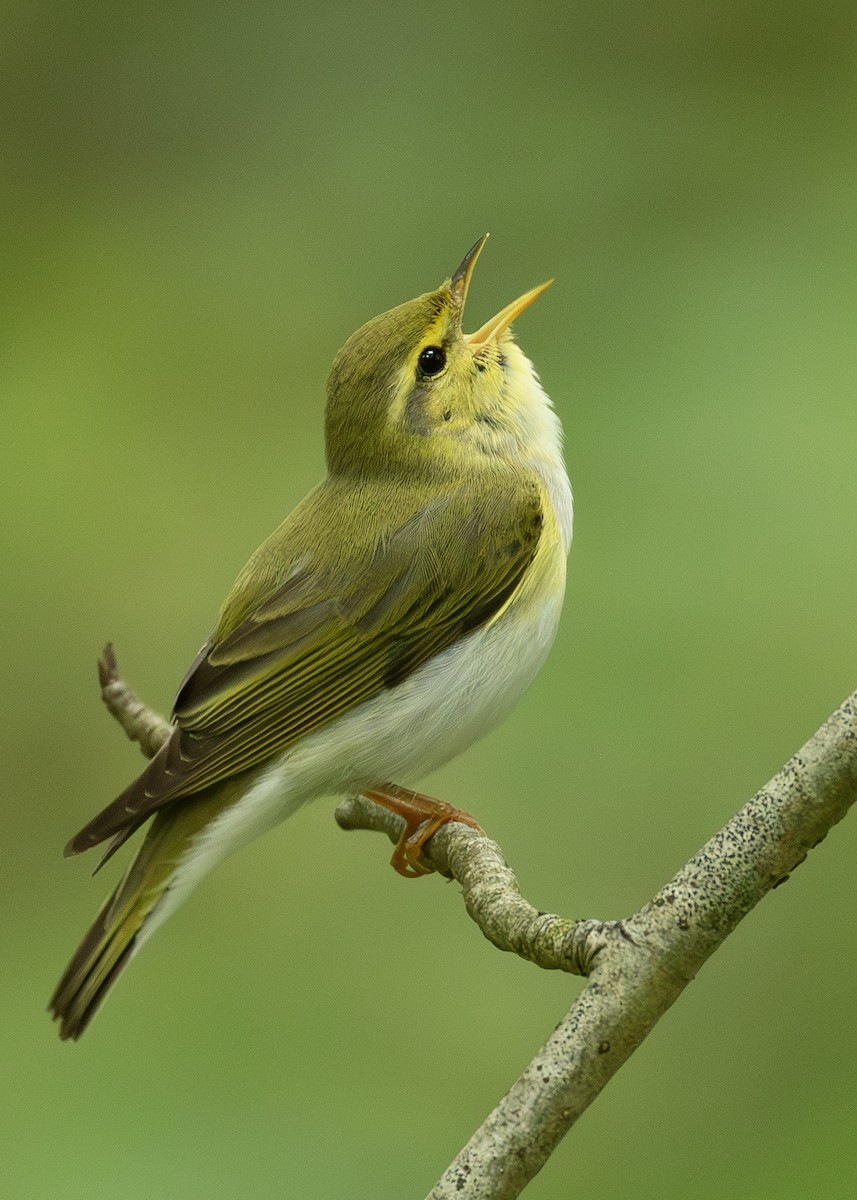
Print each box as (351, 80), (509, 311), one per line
(49, 235), (573, 1040)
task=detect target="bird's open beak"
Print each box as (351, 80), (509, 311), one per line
(449, 235), (552, 347)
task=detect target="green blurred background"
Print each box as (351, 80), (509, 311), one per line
(3, 2), (857, 1196)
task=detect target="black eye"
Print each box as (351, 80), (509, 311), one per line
(417, 346), (446, 377)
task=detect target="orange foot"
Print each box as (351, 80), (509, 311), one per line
(362, 783), (481, 878)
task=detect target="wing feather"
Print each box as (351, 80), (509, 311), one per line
(67, 476), (543, 855)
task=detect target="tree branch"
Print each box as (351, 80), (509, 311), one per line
(97, 648), (857, 1200)
(336, 691), (857, 1198)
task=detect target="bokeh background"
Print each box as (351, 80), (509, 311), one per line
(3, 3), (857, 1197)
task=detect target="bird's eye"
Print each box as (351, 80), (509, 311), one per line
(417, 346), (446, 377)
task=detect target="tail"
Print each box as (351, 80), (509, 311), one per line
(49, 785), (237, 1040)
(48, 880), (148, 1041)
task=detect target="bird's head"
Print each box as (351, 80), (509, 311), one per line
(325, 236), (556, 480)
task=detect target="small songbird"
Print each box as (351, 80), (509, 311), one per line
(49, 236), (573, 1039)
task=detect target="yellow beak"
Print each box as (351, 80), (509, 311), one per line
(464, 279), (554, 348)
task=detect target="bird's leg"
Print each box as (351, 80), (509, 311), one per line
(361, 783), (482, 878)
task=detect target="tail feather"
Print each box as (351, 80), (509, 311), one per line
(48, 869), (165, 1040)
(50, 783), (239, 1040)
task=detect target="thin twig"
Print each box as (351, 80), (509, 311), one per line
(335, 799), (607, 976)
(98, 643), (171, 757)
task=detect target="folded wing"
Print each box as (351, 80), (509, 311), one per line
(67, 477), (543, 855)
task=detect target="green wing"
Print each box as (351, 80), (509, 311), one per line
(68, 475), (543, 855)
